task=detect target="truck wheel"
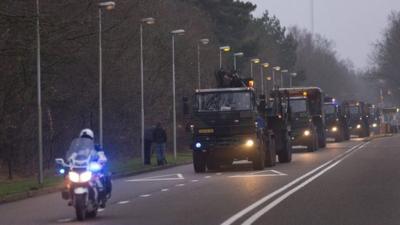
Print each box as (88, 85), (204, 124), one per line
(206, 159), (220, 171)
(334, 131), (344, 142)
(253, 139), (266, 170)
(278, 132), (292, 163)
(265, 137), (276, 167)
(308, 134), (318, 152)
(193, 151), (206, 173)
(318, 131), (326, 148)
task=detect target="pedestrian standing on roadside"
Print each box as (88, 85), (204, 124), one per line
(144, 126), (155, 165)
(153, 122), (167, 166)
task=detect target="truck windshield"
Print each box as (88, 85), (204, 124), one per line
(290, 99), (307, 113)
(195, 91), (252, 112)
(349, 106), (359, 115)
(324, 104), (336, 115)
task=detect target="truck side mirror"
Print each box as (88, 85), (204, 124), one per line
(183, 96), (189, 115)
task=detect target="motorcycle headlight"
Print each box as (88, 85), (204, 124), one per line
(304, 130), (311, 136)
(80, 171), (92, 183)
(68, 171), (80, 183)
(331, 126), (338, 132)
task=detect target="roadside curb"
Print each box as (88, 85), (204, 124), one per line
(0, 161), (192, 205)
(363, 133), (393, 142)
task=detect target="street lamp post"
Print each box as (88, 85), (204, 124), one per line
(219, 46), (230, 69)
(98, 1), (115, 148)
(281, 69), (289, 88)
(36, 0), (43, 185)
(250, 58), (260, 78)
(290, 72), (297, 87)
(233, 52), (244, 70)
(260, 63), (269, 95)
(272, 66), (281, 89)
(197, 38), (209, 89)
(140, 17), (155, 164)
(171, 29), (185, 160)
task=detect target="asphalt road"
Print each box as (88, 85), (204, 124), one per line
(0, 135), (398, 225)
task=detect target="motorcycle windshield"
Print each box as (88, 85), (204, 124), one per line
(66, 138), (96, 163)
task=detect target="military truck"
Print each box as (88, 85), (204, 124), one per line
(277, 87), (326, 151)
(367, 104), (381, 134)
(184, 70), (292, 173)
(343, 101), (370, 138)
(323, 97), (350, 142)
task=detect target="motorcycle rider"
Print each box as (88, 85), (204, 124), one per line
(65, 129), (111, 208)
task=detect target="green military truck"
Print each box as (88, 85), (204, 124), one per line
(278, 87), (326, 151)
(323, 97), (350, 142)
(184, 75), (292, 173)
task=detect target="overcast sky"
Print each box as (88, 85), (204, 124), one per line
(249, 0), (400, 70)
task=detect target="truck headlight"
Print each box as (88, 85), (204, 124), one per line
(245, 139), (254, 147)
(195, 142), (202, 149)
(331, 126), (338, 132)
(304, 130), (311, 136)
(356, 124), (361, 129)
(372, 123), (378, 128)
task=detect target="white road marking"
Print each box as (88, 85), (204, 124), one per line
(204, 176), (211, 179)
(242, 142), (369, 225)
(176, 183), (185, 187)
(191, 179), (199, 182)
(57, 218), (73, 223)
(126, 173), (184, 182)
(216, 173), (223, 175)
(117, 200), (130, 205)
(221, 142), (364, 225)
(140, 194), (151, 198)
(161, 188), (169, 192)
(98, 208), (105, 212)
(229, 170), (287, 178)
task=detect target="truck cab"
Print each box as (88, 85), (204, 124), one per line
(189, 86), (275, 172)
(343, 101), (370, 138)
(367, 104), (381, 134)
(278, 87), (326, 151)
(323, 97), (350, 142)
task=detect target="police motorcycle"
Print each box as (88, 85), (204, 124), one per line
(55, 137), (106, 221)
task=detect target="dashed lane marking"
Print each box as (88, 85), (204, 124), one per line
(229, 170), (287, 178)
(176, 183), (185, 187)
(191, 179), (199, 182)
(125, 173), (184, 182)
(117, 200), (130, 205)
(57, 218), (73, 223)
(140, 194), (151, 198)
(161, 188), (169, 192)
(205, 176), (212, 179)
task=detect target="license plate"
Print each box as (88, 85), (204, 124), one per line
(199, 128), (214, 134)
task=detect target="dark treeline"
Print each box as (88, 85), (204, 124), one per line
(0, 0), (371, 178)
(368, 11), (400, 106)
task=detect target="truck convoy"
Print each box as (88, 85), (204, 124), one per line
(343, 101), (370, 138)
(323, 97), (350, 142)
(367, 104), (381, 134)
(277, 87), (326, 151)
(185, 70), (292, 172)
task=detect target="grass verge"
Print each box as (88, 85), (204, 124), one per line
(0, 152), (193, 200)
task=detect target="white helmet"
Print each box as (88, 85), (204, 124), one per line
(79, 128), (94, 140)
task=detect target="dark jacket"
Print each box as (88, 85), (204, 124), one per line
(153, 127), (167, 144)
(144, 128), (154, 141)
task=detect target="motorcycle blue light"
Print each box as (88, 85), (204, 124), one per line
(89, 162), (102, 172)
(59, 168), (65, 174)
(195, 142), (202, 148)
